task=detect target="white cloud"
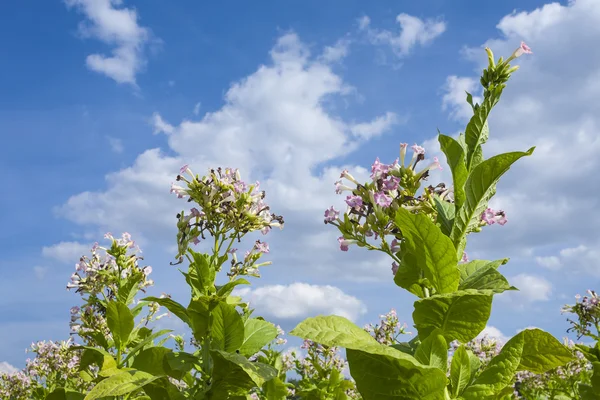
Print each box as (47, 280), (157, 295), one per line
(151, 113), (175, 135)
(363, 13), (446, 56)
(107, 136), (124, 153)
(535, 255), (561, 270)
(235, 283), (367, 322)
(507, 274), (552, 303)
(350, 112), (399, 139)
(319, 38), (351, 63)
(64, 0), (152, 84)
(0, 361), (18, 375)
(477, 325), (508, 342)
(42, 241), (91, 263)
(442, 76), (481, 121)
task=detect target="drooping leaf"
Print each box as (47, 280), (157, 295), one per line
(210, 302), (245, 352)
(394, 208), (460, 294)
(413, 289), (493, 342)
(458, 265), (514, 294)
(216, 278), (250, 298)
(238, 318), (279, 357)
(290, 315), (447, 399)
(458, 259), (508, 283)
(209, 350), (278, 398)
(77, 346), (117, 373)
(84, 370), (160, 400)
(450, 148), (535, 258)
(106, 301), (135, 350)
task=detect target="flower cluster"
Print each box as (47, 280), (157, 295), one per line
(0, 371), (32, 400)
(562, 290), (600, 339)
(480, 207), (507, 226)
(292, 340), (348, 382)
(227, 240), (272, 279)
(363, 309), (411, 345)
(171, 166), (283, 261)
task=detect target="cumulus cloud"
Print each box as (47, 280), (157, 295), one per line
(361, 13), (446, 57)
(235, 283), (367, 322)
(42, 241), (91, 263)
(319, 38), (351, 63)
(504, 274), (552, 303)
(64, 0), (153, 84)
(0, 361), (18, 374)
(477, 325), (508, 342)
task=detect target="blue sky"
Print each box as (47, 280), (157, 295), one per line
(3, 0), (598, 370)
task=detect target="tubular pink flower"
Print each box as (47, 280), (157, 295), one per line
(390, 239), (400, 253)
(345, 195), (363, 211)
(179, 164), (191, 175)
(334, 180), (353, 194)
(399, 143), (408, 167)
(382, 176), (400, 191)
(254, 241), (269, 254)
(391, 262), (399, 275)
(337, 236), (356, 252)
(461, 252), (469, 263)
(511, 41), (532, 59)
(340, 169), (359, 185)
(370, 157), (390, 180)
(324, 206), (340, 222)
(374, 191), (392, 208)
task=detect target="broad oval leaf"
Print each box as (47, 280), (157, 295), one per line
(210, 301), (245, 352)
(238, 318), (278, 357)
(106, 301), (135, 350)
(84, 370), (160, 400)
(414, 328), (448, 371)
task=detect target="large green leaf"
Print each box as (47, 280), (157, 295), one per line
(290, 315), (447, 400)
(450, 148), (535, 258)
(216, 278), (250, 298)
(449, 345), (471, 397)
(84, 370), (160, 400)
(394, 208), (460, 294)
(238, 318), (278, 357)
(508, 328), (575, 373)
(394, 251), (425, 298)
(117, 273), (143, 306)
(45, 389), (85, 400)
(458, 265), (514, 294)
(263, 377), (290, 400)
(439, 134), (468, 209)
(433, 195), (455, 237)
(106, 301), (135, 350)
(412, 290), (493, 342)
(210, 302), (245, 352)
(414, 328), (447, 371)
(131, 347), (171, 376)
(77, 347), (117, 373)
(142, 297), (190, 326)
(209, 350), (277, 399)
(190, 251), (216, 296)
(187, 297), (211, 340)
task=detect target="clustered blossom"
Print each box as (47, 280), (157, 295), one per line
(171, 165), (284, 261)
(227, 240), (272, 279)
(452, 334), (503, 367)
(562, 290), (600, 339)
(364, 309), (411, 345)
(327, 144), (450, 254)
(0, 338), (91, 399)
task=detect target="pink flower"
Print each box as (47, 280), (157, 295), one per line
(461, 252), (469, 263)
(255, 241), (269, 253)
(324, 206), (340, 222)
(511, 41), (532, 59)
(391, 262), (399, 275)
(382, 176), (400, 191)
(411, 144), (425, 155)
(374, 191), (392, 208)
(340, 169), (358, 184)
(179, 164), (190, 175)
(481, 208), (496, 225)
(233, 180), (247, 193)
(390, 239), (400, 253)
(345, 195), (363, 210)
(370, 157), (389, 179)
(143, 266), (153, 276)
(334, 180), (353, 194)
(337, 236), (356, 252)
(399, 143), (408, 166)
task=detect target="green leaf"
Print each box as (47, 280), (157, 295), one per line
(414, 328), (447, 371)
(106, 301), (135, 350)
(449, 345), (471, 397)
(450, 148), (535, 258)
(216, 278), (250, 298)
(190, 250), (216, 296)
(394, 208), (460, 294)
(439, 134), (468, 209)
(458, 264), (514, 294)
(131, 347), (171, 376)
(579, 383), (600, 400)
(164, 351), (200, 375)
(263, 377), (289, 400)
(187, 297), (211, 340)
(117, 273), (143, 305)
(413, 289), (493, 342)
(290, 315), (447, 400)
(142, 377), (187, 400)
(433, 195), (455, 236)
(77, 347), (117, 373)
(209, 350), (278, 398)
(84, 370), (160, 400)
(508, 328), (575, 373)
(210, 302), (245, 352)
(46, 388), (85, 400)
(458, 259), (508, 283)
(122, 329), (172, 365)
(464, 86), (502, 171)
(238, 318), (279, 357)
(394, 251), (425, 298)
(142, 297), (190, 326)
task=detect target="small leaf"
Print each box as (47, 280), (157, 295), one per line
(450, 345), (471, 397)
(142, 297), (190, 326)
(439, 134), (468, 209)
(394, 251), (425, 298)
(433, 195), (455, 236)
(209, 350), (278, 398)
(238, 318), (279, 357)
(106, 301), (135, 350)
(413, 289), (493, 343)
(458, 265), (514, 294)
(458, 259), (508, 283)
(216, 278), (250, 298)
